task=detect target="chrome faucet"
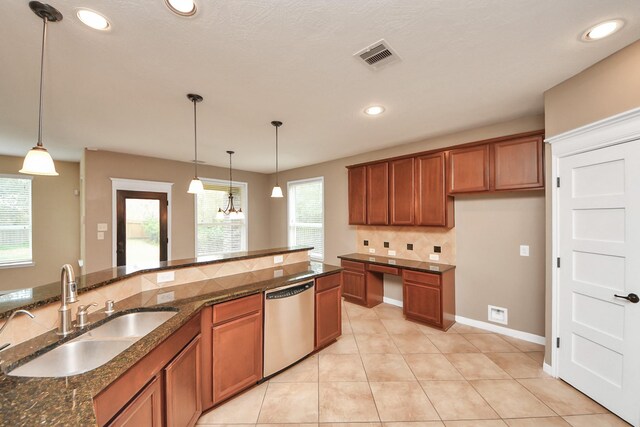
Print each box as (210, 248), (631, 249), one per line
(0, 310), (35, 351)
(57, 264), (79, 336)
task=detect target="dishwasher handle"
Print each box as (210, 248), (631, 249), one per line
(266, 282), (314, 300)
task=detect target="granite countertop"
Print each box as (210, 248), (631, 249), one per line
(0, 245), (312, 319)
(338, 253), (456, 274)
(0, 260), (341, 426)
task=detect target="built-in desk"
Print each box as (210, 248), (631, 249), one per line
(338, 253), (456, 331)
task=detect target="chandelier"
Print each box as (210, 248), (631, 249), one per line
(216, 151), (244, 220)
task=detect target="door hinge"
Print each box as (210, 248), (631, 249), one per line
(165, 237), (169, 244)
(556, 257), (560, 268)
(556, 177), (560, 187)
(167, 200), (169, 206)
(556, 337), (560, 348)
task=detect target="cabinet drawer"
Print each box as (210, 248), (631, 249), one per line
(213, 293), (262, 325)
(367, 264), (400, 276)
(316, 273), (341, 292)
(341, 260), (365, 272)
(402, 270), (441, 286)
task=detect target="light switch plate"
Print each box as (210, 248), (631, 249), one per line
(157, 271), (175, 283)
(97, 223), (108, 232)
(369, 248), (376, 254)
(520, 245), (530, 256)
(388, 250), (396, 256)
(97, 232), (104, 240)
(273, 269), (283, 278)
(429, 253), (440, 261)
(273, 255), (284, 264)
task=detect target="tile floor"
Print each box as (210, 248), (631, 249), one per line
(197, 301), (630, 427)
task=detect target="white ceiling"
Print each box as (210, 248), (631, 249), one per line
(1, 0), (639, 173)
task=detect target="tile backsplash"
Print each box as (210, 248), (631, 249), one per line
(356, 226), (456, 265)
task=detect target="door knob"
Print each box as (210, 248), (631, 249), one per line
(614, 293), (639, 303)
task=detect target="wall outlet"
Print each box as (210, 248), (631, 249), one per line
(369, 248), (376, 254)
(388, 259), (397, 265)
(520, 245), (530, 257)
(273, 269), (283, 278)
(388, 250), (396, 256)
(429, 253), (440, 261)
(157, 271), (175, 283)
(488, 305), (508, 325)
(157, 291), (175, 304)
(273, 255), (284, 264)
(97, 223), (108, 232)
(97, 232), (104, 240)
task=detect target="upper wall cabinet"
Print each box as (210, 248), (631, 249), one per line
(366, 162), (389, 225)
(415, 152), (454, 227)
(492, 135), (544, 190)
(348, 166), (367, 225)
(448, 145), (491, 193)
(389, 158), (415, 225)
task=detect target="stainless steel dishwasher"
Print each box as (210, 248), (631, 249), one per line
(263, 281), (315, 377)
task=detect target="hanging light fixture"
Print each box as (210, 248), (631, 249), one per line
(186, 93), (204, 194)
(270, 121), (284, 198)
(216, 151), (245, 220)
(20, 1), (62, 176)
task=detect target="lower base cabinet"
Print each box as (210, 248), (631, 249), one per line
(402, 269), (456, 330)
(165, 335), (202, 427)
(315, 273), (342, 349)
(109, 374), (163, 427)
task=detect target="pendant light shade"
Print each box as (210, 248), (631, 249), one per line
(20, 1), (62, 176)
(270, 120), (283, 198)
(217, 151), (244, 220)
(186, 93), (204, 194)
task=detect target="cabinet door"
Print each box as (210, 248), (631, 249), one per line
(403, 282), (441, 327)
(212, 311), (263, 404)
(316, 285), (342, 349)
(390, 158), (415, 225)
(348, 166), (367, 225)
(415, 152), (453, 227)
(366, 162), (389, 225)
(448, 145), (490, 193)
(342, 270), (366, 304)
(165, 335), (202, 427)
(492, 136), (544, 190)
(109, 374), (163, 427)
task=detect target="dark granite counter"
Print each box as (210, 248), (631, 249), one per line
(0, 260), (341, 426)
(0, 246), (312, 319)
(338, 252), (456, 274)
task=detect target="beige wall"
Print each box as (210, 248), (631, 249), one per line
(83, 150), (271, 274)
(0, 155), (80, 291)
(270, 114), (546, 335)
(545, 40), (640, 137)
(542, 39), (640, 364)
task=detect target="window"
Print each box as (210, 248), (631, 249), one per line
(0, 175), (33, 267)
(196, 179), (248, 256)
(288, 177), (324, 261)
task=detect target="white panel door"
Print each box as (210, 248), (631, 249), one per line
(559, 141), (640, 426)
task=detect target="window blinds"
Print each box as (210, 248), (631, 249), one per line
(0, 176), (33, 266)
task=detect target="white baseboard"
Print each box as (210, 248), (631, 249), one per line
(382, 297), (403, 308)
(455, 315), (546, 345)
(543, 362), (555, 377)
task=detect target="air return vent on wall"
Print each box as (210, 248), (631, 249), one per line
(354, 39), (400, 70)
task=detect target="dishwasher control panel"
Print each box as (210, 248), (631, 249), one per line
(265, 281), (314, 300)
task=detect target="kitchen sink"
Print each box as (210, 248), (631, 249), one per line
(7, 310), (177, 378)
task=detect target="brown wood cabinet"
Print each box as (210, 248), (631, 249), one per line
(448, 144), (491, 193)
(340, 260), (383, 308)
(211, 294), (263, 405)
(165, 335), (202, 427)
(348, 166), (367, 225)
(109, 374), (163, 427)
(315, 273), (342, 349)
(492, 135), (544, 190)
(366, 162), (389, 225)
(342, 268), (366, 305)
(402, 269), (455, 330)
(415, 152), (454, 227)
(389, 158), (415, 225)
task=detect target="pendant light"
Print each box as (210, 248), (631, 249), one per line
(216, 151), (245, 220)
(186, 93), (204, 194)
(20, 1), (62, 176)
(270, 121), (284, 198)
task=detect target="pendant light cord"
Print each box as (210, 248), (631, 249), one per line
(193, 99), (198, 178)
(275, 125), (279, 185)
(37, 17), (48, 147)
(228, 152), (233, 197)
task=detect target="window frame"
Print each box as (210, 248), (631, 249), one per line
(0, 174), (34, 268)
(194, 178), (249, 257)
(287, 176), (324, 261)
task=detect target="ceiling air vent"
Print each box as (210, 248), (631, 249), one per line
(354, 39), (400, 71)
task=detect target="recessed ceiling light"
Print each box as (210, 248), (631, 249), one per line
(165, 0), (197, 16)
(582, 19), (624, 41)
(364, 105), (385, 116)
(76, 9), (110, 31)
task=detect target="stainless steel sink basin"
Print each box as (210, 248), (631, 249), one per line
(85, 311), (176, 339)
(7, 310), (177, 378)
